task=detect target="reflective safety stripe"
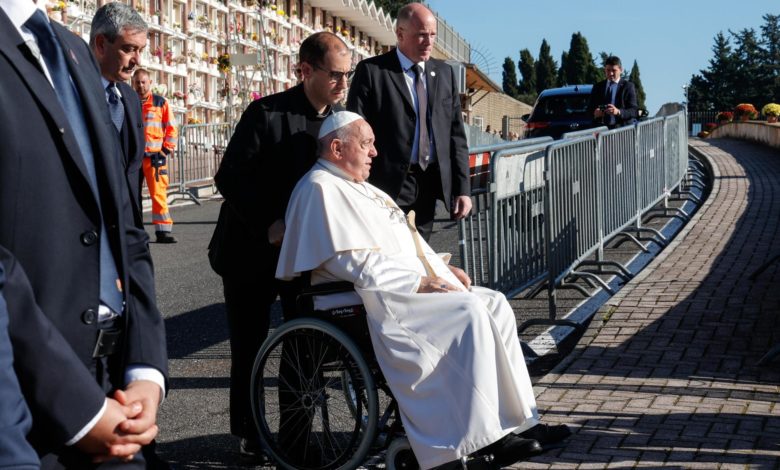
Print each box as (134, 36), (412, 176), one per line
(144, 121), (164, 128)
(152, 213), (173, 223)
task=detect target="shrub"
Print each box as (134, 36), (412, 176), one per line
(716, 111), (733, 122)
(761, 103), (780, 117)
(734, 103), (758, 119)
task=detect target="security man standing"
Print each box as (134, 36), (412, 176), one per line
(133, 68), (178, 243)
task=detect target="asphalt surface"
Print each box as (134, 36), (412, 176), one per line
(149, 180), (700, 468)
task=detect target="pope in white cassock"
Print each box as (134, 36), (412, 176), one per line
(276, 111), (570, 469)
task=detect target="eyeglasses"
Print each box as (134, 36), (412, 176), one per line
(313, 64), (355, 82)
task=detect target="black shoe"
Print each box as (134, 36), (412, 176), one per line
(519, 423), (571, 446)
(477, 434), (542, 467)
(155, 232), (177, 243)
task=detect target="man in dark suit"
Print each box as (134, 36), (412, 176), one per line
(208, 31), (350, 456)
(587, 55), (639, 129)
(0, 251), (40, 470)
(0, 1), (167, 468)
(90, 2), (147, 228)
(347, 2), (472, 241)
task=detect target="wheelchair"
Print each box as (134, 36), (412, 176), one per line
(249, 281), (416, 470)
(249, 282), (496, 470)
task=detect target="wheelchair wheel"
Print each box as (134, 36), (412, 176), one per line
(386, 438), (419, 470)
(250, 318), (378, 470)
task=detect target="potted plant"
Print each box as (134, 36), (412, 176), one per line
(733, 103), (758, 121)
(716, 111), (733, 124)
(761, 103), (780, 123)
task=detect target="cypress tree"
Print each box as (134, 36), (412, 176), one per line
(518, 48), (536, 95)
(501, 57), (520, 98)
(628, 60), (647, 110)
(564, 32), (596, 85)
(557, 51), (568, 86)
(535, 39), (557, 93)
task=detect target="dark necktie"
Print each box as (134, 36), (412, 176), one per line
(413, 64), (430, 171)
(606, 82), (616, 125)
(24, 10), (124, 314)
(107, 82), (124, 133)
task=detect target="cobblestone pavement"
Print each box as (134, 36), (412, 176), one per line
(520, 138), (780, 469)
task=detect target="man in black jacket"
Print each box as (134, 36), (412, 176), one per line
(0, 1), (167, 467)
(90, 2), (147, 228)
(587, 55), (639, 129)
(208, 31), (351, 455)
(347, 2), (471, 240)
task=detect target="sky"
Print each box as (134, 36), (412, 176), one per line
(425, 0), (777, 114)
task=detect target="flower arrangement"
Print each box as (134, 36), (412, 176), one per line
(733, 103), (758, 120)
(197, 15), (209, 27)
(164, 50), (173, 65)
(251, 32), (258, 41)
(703, 122), (718, 132)
(251, 91), (262, 101)
(716, 111), (733, 122)
(134, 4), (145, 14)
(51, 1), (67, 11)
(200, 51), (209, 62)
(761, 103), (780, 117)
(173, 91), (186, 100)
(187, 116), (202, 124)
(152, 46), (163, 59)
(217, 53), (231, 74)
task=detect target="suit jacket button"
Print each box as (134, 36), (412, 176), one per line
(81, 309), (97, 325)
(81, 230), (98, 246)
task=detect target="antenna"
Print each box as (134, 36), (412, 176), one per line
(470, 44), (497, 77)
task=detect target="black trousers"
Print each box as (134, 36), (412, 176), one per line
(222, 265), (301, 440)
(396, 162), (444, 242)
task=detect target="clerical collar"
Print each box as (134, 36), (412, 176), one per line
(317, 159), (358, 182)
(296, 83), (333, 119)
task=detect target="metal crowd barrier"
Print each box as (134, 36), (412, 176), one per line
(458, 137), (552, 292)
(168, 123), (234, 204)
(459, 110), (691, 325)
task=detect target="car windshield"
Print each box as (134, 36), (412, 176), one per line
(533, 95), (591, 120)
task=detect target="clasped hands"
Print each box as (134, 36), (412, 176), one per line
(76, 380), (161, 462)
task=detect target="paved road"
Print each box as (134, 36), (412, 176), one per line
(524, 138), (780, 469)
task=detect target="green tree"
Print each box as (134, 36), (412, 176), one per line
(689, 32), (740, 111)
(501, 57), (520, 98)
(628, 60), (647, 110)
(557, 51), (568, 86)
(517, 48), (536, 94)
(760, 14), (780, 101)
(534, 39), (557, 93)
(732, 28), (769, 106)
(565, 32), (598, 85)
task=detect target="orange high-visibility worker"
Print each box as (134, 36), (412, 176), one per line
(133, 69), (178, 243)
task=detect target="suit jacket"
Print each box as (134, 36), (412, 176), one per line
(210, 84), (340, 278)
(0, 9), (168, 452)
(587, 78), (639, 127)
(117, 80), (145, 227)
(347, 50), (470, 209)
(0, 252), (40, 470)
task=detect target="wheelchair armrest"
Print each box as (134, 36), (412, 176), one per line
(296, 281), (356, 314)
(298, 281), (355, 297)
